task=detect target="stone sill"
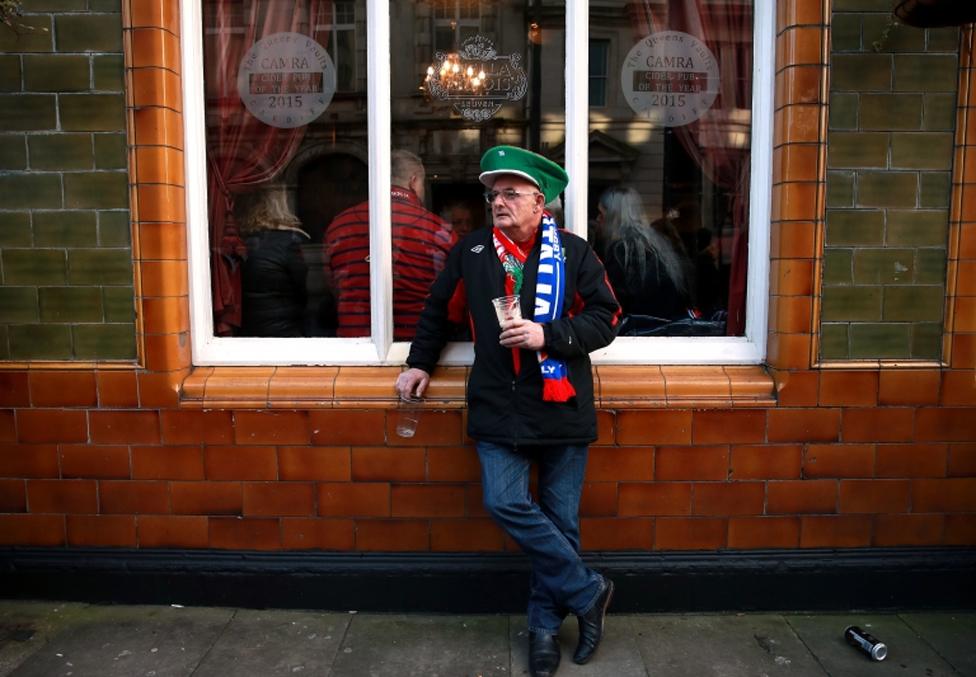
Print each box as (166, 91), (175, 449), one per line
(180, 365), (776, 409)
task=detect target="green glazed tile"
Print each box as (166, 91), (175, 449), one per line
(97, 211), (130, 246)
(850, 322), (912, 358)
(919, 172), (951, 208)
(93, 133), (126, 169)
(863, 15), (925, 53)
(915, 248), (947, 284)
(20, 0), (87, 9)
(894, 54), (959, 92)
(0, 174), (61, 209)
(827, 131), (889, 168)
(72, 323), (136, 360)
(54, 14), (122, 52)
(826, 209), (885, 245)
(852, 248), (914, 284)
(0, 326), (9, 359)
(831, 54), (892, 91)
(923, 93), (957, 131)
(28, 133), (92, 170)
(911, 322), (943, 360)
(831, 14), (862, 52)
(8, 323), (72, 360)
(883, 285), (944, 321)
(39, 286), (103, 322)
(0, 286), (39, 323)
(23, 54), (90, 92)
(859, 93), (923, 130)
(59, 94), (125, 132)
(0, 94), (57, 131)
(927, 27), (961, 52)
(886, 210), (948, 246)
(0, 55), (21, 91)
(0, 211), (32, 247)
(1, 248), (66, 284)
(0, 16), (54, 53)
(819, 323), (850, 360)
(89, 0), (123, 12)
(67, 248), (132, 285)
(92, 54), (124, 92)
(890, 132), (953, 170)
(821, 285), (883, 321)
(832, 0), (893, 10)
(822, 248), (854, 286)
(857, 171), (917, 208)
(828, 93), (859, 130)
(826, 171), (855, 207)
(0, 135), (27, 170)
(102, 286), (134, 322)
(33, 210), (98, 247)
(64, 172), (128, 209)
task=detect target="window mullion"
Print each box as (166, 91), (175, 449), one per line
(565, 0), (588, 239)
(368, 0), (393, 359)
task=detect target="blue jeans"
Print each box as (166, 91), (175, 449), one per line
(476, 441), (604, 634)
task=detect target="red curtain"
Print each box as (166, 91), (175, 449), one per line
(204, 0), (329, 336)
(635, 0), (753, 335)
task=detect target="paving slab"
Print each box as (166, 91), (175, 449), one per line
(9, 604), (233, 677)
(193, 608), (351, 677)
(508, 615), (649, 677)
(0, 602), (89, 676)
(330, 613), (510, 677)
(899, 612), (976, 676)
(631, 613), (827, 677)
(786, 613), (959, 677)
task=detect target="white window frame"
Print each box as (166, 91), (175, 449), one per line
(182, 0), (773, 366)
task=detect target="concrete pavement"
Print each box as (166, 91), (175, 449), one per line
(0, 600), (973, 676)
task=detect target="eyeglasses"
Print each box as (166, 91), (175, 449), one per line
(483, 188), (541, 204)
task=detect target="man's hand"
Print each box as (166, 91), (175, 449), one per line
(499, 318), (545, 351)
(395, 367), (430, 401)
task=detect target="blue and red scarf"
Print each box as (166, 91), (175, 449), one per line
(493, 213), (576, 402)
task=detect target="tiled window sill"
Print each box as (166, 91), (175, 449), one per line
(180, 365), (775, 409)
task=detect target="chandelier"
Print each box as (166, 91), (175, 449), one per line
(424, 52), (487, 96)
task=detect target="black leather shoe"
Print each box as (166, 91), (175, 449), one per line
(528, 630), (561, 677)
(572, 577), (614, 664)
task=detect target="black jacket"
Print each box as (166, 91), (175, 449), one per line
(241, 229), (308, 337)
(407, 226), (620, 446)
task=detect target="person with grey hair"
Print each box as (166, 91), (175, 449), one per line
(596, 186), (693, 321)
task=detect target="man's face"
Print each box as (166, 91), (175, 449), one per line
(487, 175), (543, 242)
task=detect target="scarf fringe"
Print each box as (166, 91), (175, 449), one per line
(542, 375), (576, 402)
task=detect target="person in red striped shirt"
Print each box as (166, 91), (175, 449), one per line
(324, 150), (458, 339)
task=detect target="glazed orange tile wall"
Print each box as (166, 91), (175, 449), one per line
(0, 0), (974, 553)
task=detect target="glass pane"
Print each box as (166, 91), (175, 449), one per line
(203, 0), (368, 338)
(391, 0), (566, 341)
(588, 0), (753, 337)
(589, 39), (609, 106)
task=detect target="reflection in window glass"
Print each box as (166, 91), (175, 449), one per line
(203, 0), (368, 338)
(588, 0), (753, 337)
(391, 0), (566, 341)
(589, 39), (609, 107)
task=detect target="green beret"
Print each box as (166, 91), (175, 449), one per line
(479, 145), (569, 204)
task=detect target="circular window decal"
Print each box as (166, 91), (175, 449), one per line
(621, 30), (720, 127)
(237, 32), (336, 129)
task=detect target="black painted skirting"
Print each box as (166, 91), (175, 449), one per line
(1, 547), (974, 612)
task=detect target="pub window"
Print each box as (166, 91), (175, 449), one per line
(183, 0), (772, 365)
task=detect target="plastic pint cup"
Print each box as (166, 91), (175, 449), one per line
(491, 295), (522, 326)
(395, 398), (421, 438)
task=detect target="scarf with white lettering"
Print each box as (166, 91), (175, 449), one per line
(493, 213), (576, 402)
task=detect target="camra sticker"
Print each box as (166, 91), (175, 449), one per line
(621, 30), (719, 127)
(238, 32), (336, 129)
